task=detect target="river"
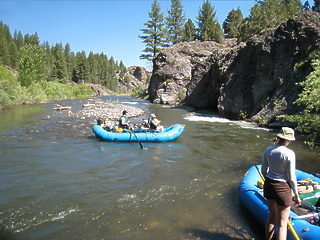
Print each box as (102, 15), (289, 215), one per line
(0, 96), (319, 240)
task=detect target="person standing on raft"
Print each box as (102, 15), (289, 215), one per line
(261, 127), (301, 240)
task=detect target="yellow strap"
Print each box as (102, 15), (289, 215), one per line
(301, 178), (313, 183)
(287, 220), (300, 240)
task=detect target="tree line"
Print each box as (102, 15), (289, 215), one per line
(0, 21), (130, 108)
(0, 22), (127, 91)
(139, 0), (320, 63)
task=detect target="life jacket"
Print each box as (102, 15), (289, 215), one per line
(119, 115), (128, 128)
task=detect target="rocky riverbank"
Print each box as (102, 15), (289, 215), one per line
(41, 100), (146, 139)
(76, 101), (145, 121)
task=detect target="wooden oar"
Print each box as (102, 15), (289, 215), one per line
(254, 165), (301, 240)
(130, 129), (144, 149)
(290, 213), (318, 219)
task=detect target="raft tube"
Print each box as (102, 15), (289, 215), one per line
(92, 124), (185, 142)
(239, 165), (320, 240)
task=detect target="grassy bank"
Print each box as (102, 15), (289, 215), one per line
(0, 66), (94, 109)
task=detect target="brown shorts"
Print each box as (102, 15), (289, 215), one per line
(263, 177), (294, 207)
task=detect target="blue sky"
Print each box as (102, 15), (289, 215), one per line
(0, 0), (256, 69)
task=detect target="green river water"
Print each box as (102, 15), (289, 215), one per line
(0, 96), (319, 240)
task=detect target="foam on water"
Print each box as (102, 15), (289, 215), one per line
(184, 114), (231, 123)
(184, 112), (269, 131)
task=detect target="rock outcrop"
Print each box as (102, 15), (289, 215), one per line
(90, 84), (109, 96)
(118, 66), (150, 93)
(90, 66), (150, 96)
(148, 11), (320, 124)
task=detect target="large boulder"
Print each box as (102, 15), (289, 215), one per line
(148, 40), (238, 106)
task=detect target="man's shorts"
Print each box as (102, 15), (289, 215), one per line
(263, 177), (294, 207)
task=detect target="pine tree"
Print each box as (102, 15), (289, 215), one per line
(223, 7), (244, 39)
(0, 35), (10, 66)
(97, 53), (108, 85)
(196, 0), (223, 42)
(24, 32), (40, 45)
(0, 22), (11, 66)
(303, 0), (311, 10)
(42, 41), (53, 80)
(18, 44), (47, 87)
(106, 56), (118, 91)
(72, 51), (89, 83)
(0, 23), (19, 68)
(88, 51), (100, 84)
(13, 30), (24, 50)
(139, 0), (167, 63)
(183, 19), (197, 42)
(9, 41), (19, 68)
(312, 0), (320, 12)
(166, 0), (186, 45)
(283, 0), (304, 16)
(51, 43), (68, 82)
(240, 0), (302, 42)
(64, 43), (74, 81)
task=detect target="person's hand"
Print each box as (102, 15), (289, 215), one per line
(293, 195), (302, 206)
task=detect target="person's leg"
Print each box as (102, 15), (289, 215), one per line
(266, 199), (277, 240)
(276, 204), (290, 240)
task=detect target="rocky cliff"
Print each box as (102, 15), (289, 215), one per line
(118, 66), (150, 93)
(91, 66), (150, 96)
(148, 11), (320, 125)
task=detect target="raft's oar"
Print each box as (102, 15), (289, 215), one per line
(255, 165), (264, 181)
(290, 213), (319, 220)
(130, 129), (144, 149)
(254, 165), (301, 240)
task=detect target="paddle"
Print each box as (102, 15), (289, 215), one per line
(290, 212), (318, 219)
(132, 131), (143, 149)
(254, 165), (301, 240)
(129, 126), (143, 149)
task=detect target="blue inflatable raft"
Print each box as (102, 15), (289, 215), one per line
(92, 124), (185, 142)
(239, 165), (320, 240)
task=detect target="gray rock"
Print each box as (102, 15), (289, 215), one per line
(148, 11), (320, 124)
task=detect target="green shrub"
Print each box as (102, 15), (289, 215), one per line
(279, 59), (320, 147)
(0, 65), (94, 108)
(0, 66), (25, 107)
(131, 86), (148, 99)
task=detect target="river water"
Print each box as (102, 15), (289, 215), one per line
(0, 96), (319, 240)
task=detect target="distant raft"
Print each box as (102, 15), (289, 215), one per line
(92, 124), (185, 142)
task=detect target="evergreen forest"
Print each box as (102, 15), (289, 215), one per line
(0, 23), (127, 108)
(139, 0), (318, 61)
